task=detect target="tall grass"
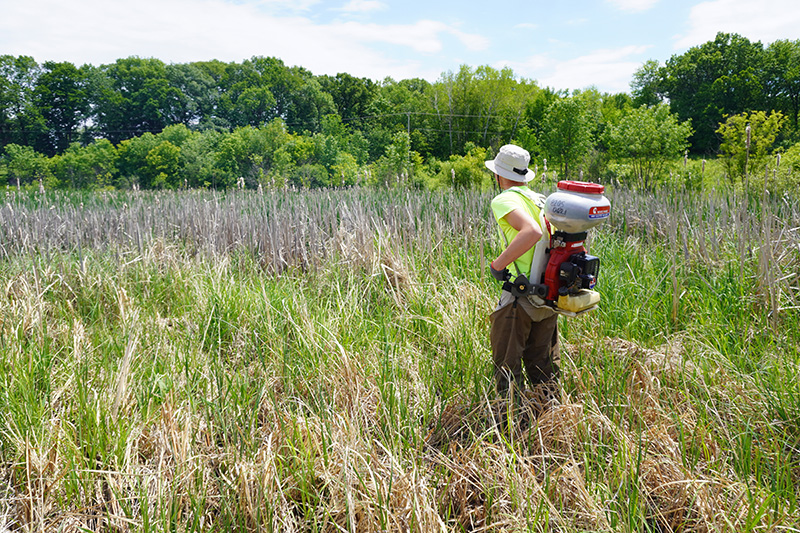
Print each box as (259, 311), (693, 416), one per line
(0, 186), (798, 531)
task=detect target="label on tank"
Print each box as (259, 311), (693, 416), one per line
(588, 206), (610, 219)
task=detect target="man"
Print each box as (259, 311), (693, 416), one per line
(486, 144), (560, 404)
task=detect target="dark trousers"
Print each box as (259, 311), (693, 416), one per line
(490, 300), (560, 394)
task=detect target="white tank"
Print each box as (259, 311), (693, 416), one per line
(544, 181), (610, 233)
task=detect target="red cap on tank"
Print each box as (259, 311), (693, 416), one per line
(557, 180), (605, 194)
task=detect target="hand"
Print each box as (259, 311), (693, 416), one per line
(490, 261), (510, 282)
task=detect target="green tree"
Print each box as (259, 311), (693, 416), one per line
(0, 55), (45, 150)
(286, 77), (335, 133)
(1, 143), (53, 187)
(92, 57), (186, 144)
(378, 77), (434, 158)
(372, 131), (413, 186)
(430, 65), (520, 157)
(233, 86), (277, 127)
(630, 59), (663, 107)
(271, 132), (326, 187)
(605, 104), (693, 188)
(330, 151), (359, 187)
(716, 110), (785, 185)
(33, 61), (90, 155)
(146, 140), (182, 189)
(542, 96), (593, 178)
(230, 57), (334, 133)
(471, 66), (517, 147)
(241, 57), (293, 121)
(116, 132), (160, 187)
(774, 141), (800, 191)
(318, 72), (378, 126)
(180, 128), (225, 188)
(765, 40), (800, 140)
(288, 163), (328, 188)
(116, 128), (187, 189)
(212, 121), (291, 188)
(267, 146), (294, 188)
(434, 143), (489, 189)
(191, 59), (241, 130)
(51, 139), (117, 189)
(166, 62), (221, 128)
(661, 32), (767, 153)
(214, 127), (260, 188)
(519, 87), (565, 159)
(506, 80), (541, 148)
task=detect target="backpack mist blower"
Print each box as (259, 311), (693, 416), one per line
(503, 181), (611, 317)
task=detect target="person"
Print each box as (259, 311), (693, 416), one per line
(485, 144), (560, 405)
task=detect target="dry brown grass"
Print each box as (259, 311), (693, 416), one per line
(0, 322), (791, 532)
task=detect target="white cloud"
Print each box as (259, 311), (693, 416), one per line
(496, 54), (554, 75)
(336, 0), (387, 13)
(330, 19), (488, 54)
(506, 45), (651, 93)
(0, 0), (487, 81)
(605, 0), (660, 12)
(675, 0), (800, 49)
(249, 0), (324, 13)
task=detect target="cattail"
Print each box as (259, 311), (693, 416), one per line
(746, 123), (751, 150)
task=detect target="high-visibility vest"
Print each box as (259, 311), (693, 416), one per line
(500, 188), (554, 283)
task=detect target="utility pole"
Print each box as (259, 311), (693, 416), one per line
(407, 112), (411, 168)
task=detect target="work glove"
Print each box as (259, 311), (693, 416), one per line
(490, 262), (510, 282)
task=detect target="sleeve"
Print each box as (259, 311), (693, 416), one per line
(490, 192), (520, 222)
(491, 191), (541, 232)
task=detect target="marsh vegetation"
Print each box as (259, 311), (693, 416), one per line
(0, 186), (798, 531)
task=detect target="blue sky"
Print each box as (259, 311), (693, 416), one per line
(2, 0), (798, 93)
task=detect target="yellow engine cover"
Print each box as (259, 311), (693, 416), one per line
(557, 290), (601, 313)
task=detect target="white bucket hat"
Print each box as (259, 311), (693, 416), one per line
(485, 144), (534, 183)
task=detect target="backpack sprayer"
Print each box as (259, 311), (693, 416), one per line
(502, 180), (611, 317)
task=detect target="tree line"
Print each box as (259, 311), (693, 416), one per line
(631, 32), (800, 154)
(1, 32), (799, 191)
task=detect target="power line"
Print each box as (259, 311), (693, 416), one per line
(1, 110), (522, 138)
(337, 110), (517, 123)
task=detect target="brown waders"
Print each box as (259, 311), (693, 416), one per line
(490, 294), (560, 396)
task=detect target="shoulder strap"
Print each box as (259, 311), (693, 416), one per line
(508, 188), (545, 217)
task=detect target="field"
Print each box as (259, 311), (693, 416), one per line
(0, 186), (799, 532)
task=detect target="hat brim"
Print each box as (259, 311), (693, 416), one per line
(485, 160), (534, 183)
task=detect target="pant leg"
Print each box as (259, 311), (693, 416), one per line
(522, 314), (560, 386)
(490, 299), (533, 394)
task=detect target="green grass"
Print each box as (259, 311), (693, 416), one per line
(0, 187), (798, 531)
